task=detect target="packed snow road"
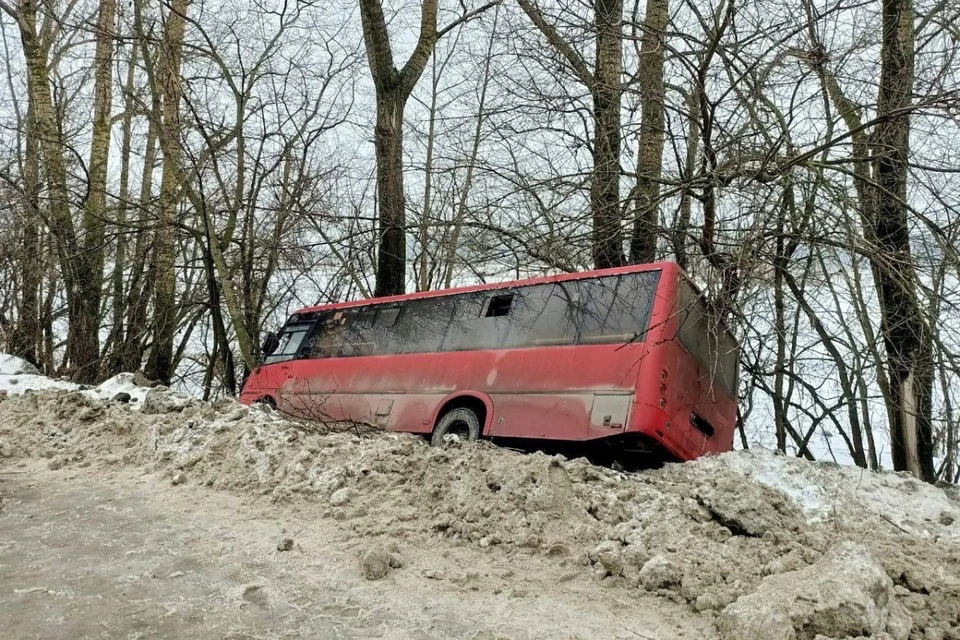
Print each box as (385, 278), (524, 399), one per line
(0, 461), (703, 640)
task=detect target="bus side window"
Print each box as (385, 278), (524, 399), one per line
(676, 283), (738, 394)
(444, 291), (508, 351)
(392, 297), (455, 354)
(506, 283), (577, 347)
(338, 308), (377, 357)
(376, 306), (401, 328)
(312, 314), (347, 358)
(368, 304), (403, 354)
(611, 272), (659, 338)
(577, 272), (659, 344)
(577, 278), (620, 342)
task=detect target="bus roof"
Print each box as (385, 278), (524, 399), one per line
(293, 261), (680, 316)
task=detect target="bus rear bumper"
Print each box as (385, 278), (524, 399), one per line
(623, 407), (709, 462)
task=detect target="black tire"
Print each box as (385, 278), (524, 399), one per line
(430, 407), (481, 447)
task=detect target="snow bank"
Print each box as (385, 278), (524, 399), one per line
(0, 354), (192, 411)
(0, 354), (40, 376)
(0, 354), (80, 395)
(0, 369), (958, 638)
(698, 448), (960, 541)
(90, 373), (152, 405)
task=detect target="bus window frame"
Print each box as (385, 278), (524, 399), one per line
(270, 270), (662, 361)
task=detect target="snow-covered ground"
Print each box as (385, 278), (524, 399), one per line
(695, 448), (960, 541)
(0, 354), (187, 409)
(0, 354), (76, 395)
(1, 354), (959, 639)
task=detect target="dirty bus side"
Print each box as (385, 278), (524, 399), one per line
(240, 262), (738, 462)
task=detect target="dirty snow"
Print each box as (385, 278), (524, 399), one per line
(0, 356), (191, 411)
(702, 449), (960, 541)
(1, 359), (959, 639)
(0, 354), (40, 376)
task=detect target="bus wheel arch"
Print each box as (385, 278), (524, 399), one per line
(432, 393), (492, 438)
(254, 395), (278, 410)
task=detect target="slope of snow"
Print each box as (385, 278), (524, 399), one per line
(0, 354), (81, 395)
(699, 447), (960, 541)
(2, 353), (957, 544)
(0, 353), (190, 412)
(2, 386), (959, 639)
(0, 354), (41, 376)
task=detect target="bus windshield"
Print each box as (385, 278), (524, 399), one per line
(263, 321), (316, 364)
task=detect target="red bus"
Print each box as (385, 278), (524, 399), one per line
(239, 262), (739, 462)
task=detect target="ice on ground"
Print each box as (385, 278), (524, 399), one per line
(699, 448), (960, 541)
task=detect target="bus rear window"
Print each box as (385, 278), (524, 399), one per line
(676, 283), (739, 394)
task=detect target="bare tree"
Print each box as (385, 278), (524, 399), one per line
(517, 0), (626, 269)
(358, 0), (442, 296)
(143, 0), (188, 384)
(82, 0), (116, 370)
(627, 0), (666, 263)
(2, 0), (101, 382)
(869, 0), (934, 480)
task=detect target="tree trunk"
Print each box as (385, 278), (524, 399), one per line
(372, 89), (408, 297)
(116, 115), (157, 374)
(145, 0), (188, 384)
(629, 0), (667, 264)
(516, 0), (626, 269)
(871, 0), (934, 481)
(103, 33), (139, 376)
(359, 0), (439, 297)
(40, 239), (56, 374)
(80, 0), (116, 377)
(673, 89), (699, 270)
(14, 0), (99, 381)
(591, 0), (625, 269)
(773, 235), (788, 453)
(10, 98), (40, 365)
(202, 243), (237, 395)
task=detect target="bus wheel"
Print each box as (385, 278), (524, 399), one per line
(431, 408), (480, 447)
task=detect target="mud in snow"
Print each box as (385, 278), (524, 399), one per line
(1, 383), (959, 640)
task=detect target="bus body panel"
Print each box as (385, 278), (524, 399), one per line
(248, 340), (649, 441)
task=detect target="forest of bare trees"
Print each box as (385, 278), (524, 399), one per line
(0, 0), (958, 481)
